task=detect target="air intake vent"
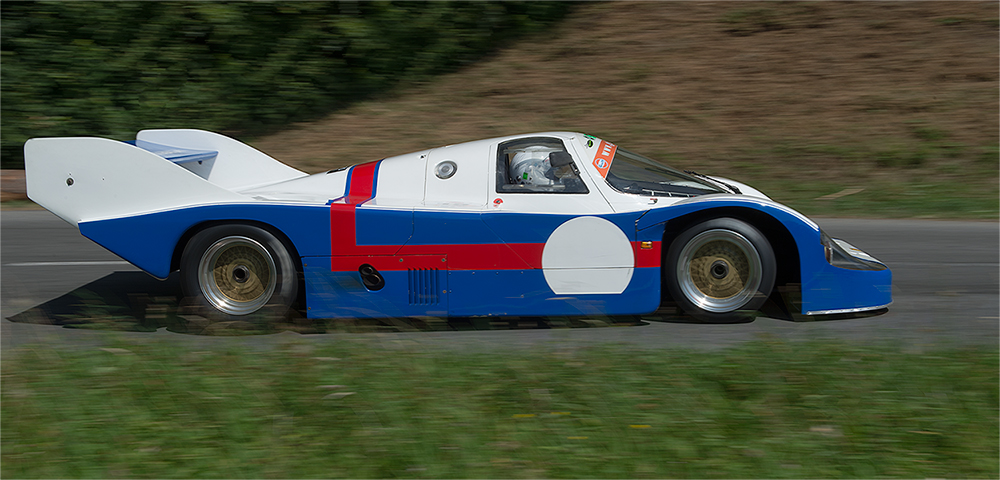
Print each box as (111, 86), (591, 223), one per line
(408, 268), (440, 305)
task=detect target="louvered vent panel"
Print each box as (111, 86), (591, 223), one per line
(408, 268), (439, 305)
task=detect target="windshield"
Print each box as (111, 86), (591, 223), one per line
(605, 147), (724, 197)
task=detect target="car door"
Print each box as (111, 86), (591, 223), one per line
(457, 136), (644, 317)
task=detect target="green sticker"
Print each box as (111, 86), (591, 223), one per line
(587, 139), (594, 148)
(522, 172), (528, 179)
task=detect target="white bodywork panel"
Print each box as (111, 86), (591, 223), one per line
(424, 142), (491, 210)
(25, 137), (246, 226)
(138, 129), (307, 191)
(370, 150), (429, 208)
(241, 170), (350, 204)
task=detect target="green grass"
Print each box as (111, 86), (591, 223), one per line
(0, 199), (43, 210)
(759, 177), (999, 219)
(3, 339), (997, 478)
(724, 139), (999, 219)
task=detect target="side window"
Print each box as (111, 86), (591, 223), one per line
(496, 137), (589, 194)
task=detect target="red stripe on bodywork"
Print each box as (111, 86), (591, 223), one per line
(633, 241), (661, 268)
(398, 243), (537, 270)
(346, 161), (377, 204)
(330, 162), (661, 272)
(330, 161), (397, 260)
(331, 239), (662, 272)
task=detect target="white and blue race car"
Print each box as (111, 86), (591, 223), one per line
(25, 130), (891, 324)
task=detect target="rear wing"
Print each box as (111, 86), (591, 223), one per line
(24, 129), (306, 226)
(136, 129), (305, 191)
(128, 139), (219, 165)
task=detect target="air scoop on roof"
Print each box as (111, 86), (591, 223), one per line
(127, 139), (218, 164)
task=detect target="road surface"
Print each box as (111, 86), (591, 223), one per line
(2, 209), (997, 352)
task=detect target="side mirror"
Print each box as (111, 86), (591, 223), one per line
(549, 151), (574, 168)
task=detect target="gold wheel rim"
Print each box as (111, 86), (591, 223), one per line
(212, 245), (271, 302)
(198, 236), (277, 315)
(689, 240), (751, 299)
(676, 229), (762, 313)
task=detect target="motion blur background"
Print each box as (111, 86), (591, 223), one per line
(2, 4), (998, 478)
(1, 2), (571, 166)
(2, 2), (997, 219)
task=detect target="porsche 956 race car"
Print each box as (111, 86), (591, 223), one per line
(24, 130), (891, 323)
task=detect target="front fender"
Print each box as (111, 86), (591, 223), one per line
(637, 195), (891, 315)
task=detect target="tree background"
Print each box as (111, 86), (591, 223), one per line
(1, 1), (571, 168)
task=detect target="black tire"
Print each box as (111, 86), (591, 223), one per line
(180, 224), (298, 322)
(664, 218), (776, 324)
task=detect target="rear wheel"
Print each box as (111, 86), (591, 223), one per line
(180, 224), (298, 322)
(665, 218), (775, 323)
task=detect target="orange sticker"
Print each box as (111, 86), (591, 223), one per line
(592, 140), (617, 178)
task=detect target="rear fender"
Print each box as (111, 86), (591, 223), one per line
(79, 204), (330, 279)
(25, 137), (245, 227)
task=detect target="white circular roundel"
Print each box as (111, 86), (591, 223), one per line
(541, 216), (635, 295)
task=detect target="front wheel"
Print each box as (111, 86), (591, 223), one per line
(180, 224), (299, 322)
(665, 218), (775, 323)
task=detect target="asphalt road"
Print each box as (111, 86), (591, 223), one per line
(2, 209), (997, 353)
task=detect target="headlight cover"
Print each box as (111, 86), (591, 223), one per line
(821, 230), (888, 271)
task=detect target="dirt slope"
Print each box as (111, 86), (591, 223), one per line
(250, 1), (998, 216)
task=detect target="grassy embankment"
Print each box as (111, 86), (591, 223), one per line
(3, 339), (997, 478)
(251, 2), (999, 219)
(5, 3), (998, 218)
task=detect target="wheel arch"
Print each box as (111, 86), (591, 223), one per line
(170, 219), (304, 276)
(659, 206), (801, 296)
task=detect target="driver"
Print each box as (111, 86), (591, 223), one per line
(509, 147), (560, 186)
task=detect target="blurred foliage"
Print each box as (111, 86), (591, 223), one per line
(0, 1), (572, 168)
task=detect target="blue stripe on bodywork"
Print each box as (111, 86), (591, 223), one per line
(369, 161), (381, 200)
(410, 210), (506, 245)
(482, 211), (642, 244)
(447, 267), (660, 317)
(79, 204), (330, 278)
(305, 264), (449, 319)
(305, 264), (660, 319)
(343, 167), (354, 198)
(355, 209), (646, 246)
(354, 208), (414, 247)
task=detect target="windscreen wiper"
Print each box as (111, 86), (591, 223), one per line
(642, 187), (674, 197)
(684, 170), (741, 194)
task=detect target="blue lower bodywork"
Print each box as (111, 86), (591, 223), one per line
(78, 198), (891, 319)
(80, 203), (331, 278)
(636, 198), (892, 315)
(304, 265), (661, 319)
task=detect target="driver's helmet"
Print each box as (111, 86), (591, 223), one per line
(510, 147), (559, 186)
